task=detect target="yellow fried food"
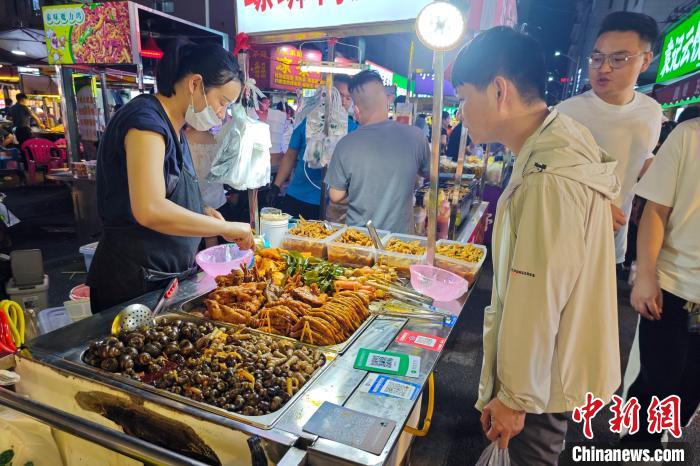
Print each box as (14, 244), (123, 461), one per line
(338, 228), (373, 247)
(436, 243), (484, 262)
(385, 238), (426, 255)
(288, 218), (337, 239)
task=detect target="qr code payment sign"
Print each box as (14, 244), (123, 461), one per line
(367, 354), (400, 371)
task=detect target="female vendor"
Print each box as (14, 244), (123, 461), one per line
(88, 41), (253, 313)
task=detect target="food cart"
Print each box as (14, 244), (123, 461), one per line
(2, 217), (486, 465)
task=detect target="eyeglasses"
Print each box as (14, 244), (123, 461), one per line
(588, 52), (646, 69)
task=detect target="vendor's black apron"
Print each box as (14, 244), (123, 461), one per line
(88, 96), (204, 313)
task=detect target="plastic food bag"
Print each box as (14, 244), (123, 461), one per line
(0, 408), (63, 466)
(208, 103), (271, 191)
(475, 442), (511, 466)
(302, 87), (349, 169)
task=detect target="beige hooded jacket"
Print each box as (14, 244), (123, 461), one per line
(476, 110), (622, 414)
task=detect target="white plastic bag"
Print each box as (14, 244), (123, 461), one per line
(208, 103), (271, 191)
(299, 87), (349, 169)
(0, 408), (63, 466)
(475, 442), (511, 466)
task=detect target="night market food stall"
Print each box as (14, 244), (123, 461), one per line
(0, 2), (514, 465)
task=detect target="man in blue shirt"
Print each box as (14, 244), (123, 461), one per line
(266, 75), (358, 219)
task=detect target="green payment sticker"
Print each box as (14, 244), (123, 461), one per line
(354, 348), (421, 378)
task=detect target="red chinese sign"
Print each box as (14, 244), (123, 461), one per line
(249, 45), (323, 91)
(572, 392), (683, 440)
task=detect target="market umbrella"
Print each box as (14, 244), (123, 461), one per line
(0, 28), (48, 62)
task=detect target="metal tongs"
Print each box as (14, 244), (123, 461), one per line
(365, 220), (384, 250)
(111, 278), (179, 335)
(371, 300), (453, 323)
(366, 279), (433, 305)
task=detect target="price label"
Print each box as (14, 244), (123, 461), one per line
(396, 330), (446, 351)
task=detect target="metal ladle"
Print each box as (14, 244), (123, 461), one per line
(111, 278), (179, 335)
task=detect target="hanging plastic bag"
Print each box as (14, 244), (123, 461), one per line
(303, 86), (349, 169)
(208, 103), (271, 191)
(293, 87), (325, 130)
(475, 442), (511, 466)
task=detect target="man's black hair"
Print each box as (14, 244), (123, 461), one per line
(442, 111), (450, 120)
(597, 11), (658, 46)
(16, 93), (27, 102)
(333, 74), (352, 87)
(349, 70), (383, 94)
(451, 26), (546, 103)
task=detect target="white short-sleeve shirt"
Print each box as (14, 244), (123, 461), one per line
(635, 118), (700, 303)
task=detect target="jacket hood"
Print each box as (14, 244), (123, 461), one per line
(510, 110), (621, 201)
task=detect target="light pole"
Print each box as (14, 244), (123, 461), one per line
(415, 1), (465, 265)
(554, 50), (579, 98)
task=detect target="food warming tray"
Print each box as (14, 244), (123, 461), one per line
(62, 312), (335, 430)
(177, 293), (376, 354)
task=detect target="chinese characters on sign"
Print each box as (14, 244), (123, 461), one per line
(249, 46), (323, 91)
(657, 8), (700, 83)
(572, 392), (682, 440)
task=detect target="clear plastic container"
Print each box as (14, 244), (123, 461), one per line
(434, 239), (487, 285)
(281, 222), (344, 258)
(376, 233), (428, 277)
(79, 242), (98, 271)
(327, 227), (390, 267)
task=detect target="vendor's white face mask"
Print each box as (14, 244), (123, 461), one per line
(185, 84), (221, 131)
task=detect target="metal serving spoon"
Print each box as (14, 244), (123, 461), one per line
(111, 278), (179, 335)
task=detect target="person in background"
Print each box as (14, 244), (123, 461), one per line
(446, 109), (473, 161)
(325, 71), (429, 233)
(6, 93), (45, 131)
(266, 75), (357, 219)
(625, 117), (700, 447)
(414, 113), (430, 139)
(0, 127), (13, 148)
(557, 11), (661, 272)
(0, 99), (12, 119)
(184, 125), (227, 249)
(454, 27), (620, 464)
(440, 110), (451, 154)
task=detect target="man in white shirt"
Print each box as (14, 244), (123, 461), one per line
(557, 11), (662, 266)
(623, 118), (700, 446)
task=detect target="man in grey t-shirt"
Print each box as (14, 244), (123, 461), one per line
(326, 71), (430, 234)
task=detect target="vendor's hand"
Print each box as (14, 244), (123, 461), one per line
(631, 270), (663, 321)
(480, 398), (525, 449)
(265, 183), (281, 208)
(204, 206), (225, 221)
(223, 222), (254, 250)
(611, 204), (626, 233)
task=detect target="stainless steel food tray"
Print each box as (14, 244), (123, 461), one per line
(63, 312), (335, 430)
(176, 292), (375, 354)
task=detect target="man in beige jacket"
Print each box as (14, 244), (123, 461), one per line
(452, 27), (621, 465)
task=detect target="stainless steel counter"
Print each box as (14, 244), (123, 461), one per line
(24, 270), (479, 465)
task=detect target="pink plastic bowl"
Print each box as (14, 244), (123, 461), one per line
(196, 243), (254, 278)
(69, 284), (90, 300)
(409, 264), (468, 301)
